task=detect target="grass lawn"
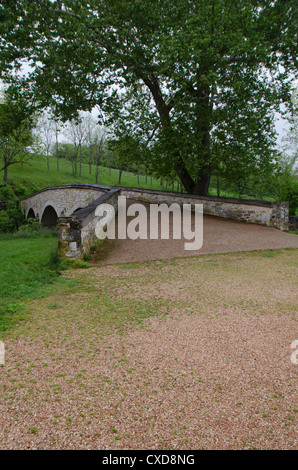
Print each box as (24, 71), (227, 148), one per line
(0, 232), (76, 334)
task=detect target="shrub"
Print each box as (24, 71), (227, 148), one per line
(278, 178), (298, 216)
(0, 209), (16, 232)
(18, 218), (43, 233)
(0, 184), (17, 211)
(0, 183), (25, 232)
(11, 182), (27, 198)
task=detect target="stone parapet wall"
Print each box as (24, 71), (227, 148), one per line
(121, 188), (289, 232)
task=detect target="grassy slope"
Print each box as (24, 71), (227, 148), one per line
(7, 154), (275, 201)
(7, 155), (169, 194)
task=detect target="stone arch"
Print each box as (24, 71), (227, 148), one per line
(41, 205), (58, 228)
(26, 208), (36, 220)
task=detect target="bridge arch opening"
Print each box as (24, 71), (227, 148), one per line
(27, 208), (36, 220)
(41, 205), (58, 229)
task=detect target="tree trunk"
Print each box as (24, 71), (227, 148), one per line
(118, 169), (122, 185)
(174, 160), (195, 194)
(194, 171), (211, 196)
(79, 144), (82, 177)
(56, 131), (59, 170)
(3, 164), (8, 184)
(143, 72), (213, 197)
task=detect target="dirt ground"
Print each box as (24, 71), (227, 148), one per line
(1, 249), (297, 450)
(1, 201), (297, 450)
(92, 200), (298, 265)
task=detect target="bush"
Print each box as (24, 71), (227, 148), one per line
(0, 207), (24, 233)
(0, 184), (17, 211)
(0, 183), (27, 233)
(0, 209), (16, 232)
(11, 182), (27, 198)
(18, 217), (42, 233)
(278, 178), (298, 216)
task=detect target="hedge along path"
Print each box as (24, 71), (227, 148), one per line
(0, 246), (297, 450)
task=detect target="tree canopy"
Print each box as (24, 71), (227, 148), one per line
(0, 0), (297, 195)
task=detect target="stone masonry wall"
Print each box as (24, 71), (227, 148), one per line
(20, 184), (108, 221)
(57, 189), (120, 261)
(121, 188), (289, 232)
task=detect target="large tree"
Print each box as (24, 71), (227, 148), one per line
(0, 0), (297, 195)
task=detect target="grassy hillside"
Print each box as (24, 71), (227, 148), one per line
(7, 154), (172, 196)
(5, 153), (278, 201)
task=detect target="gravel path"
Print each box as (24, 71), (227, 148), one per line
(0, 249), (297, 450)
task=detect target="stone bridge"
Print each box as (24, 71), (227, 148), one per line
(19, 184), (290, 261)
(19, 184), (111, 228)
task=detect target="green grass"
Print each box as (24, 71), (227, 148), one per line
(5, 153), (280, 204)
(0, 231), (72, 335)
(8, 154), (173, 194)
(208, 186), (275, 202)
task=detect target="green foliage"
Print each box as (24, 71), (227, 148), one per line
(0, 0), (297, 195)
(0, 98), (35, 183)
(0, 183), (17, 208)
(0, 96), (32, 137)
(0, 210), (15, 232)
(17, 218), (43, 233)
(0, 183), (25, 232)
(274, 151), (298, 216)
(71, 260), (90, 269)
(278, 177), (298, 216)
